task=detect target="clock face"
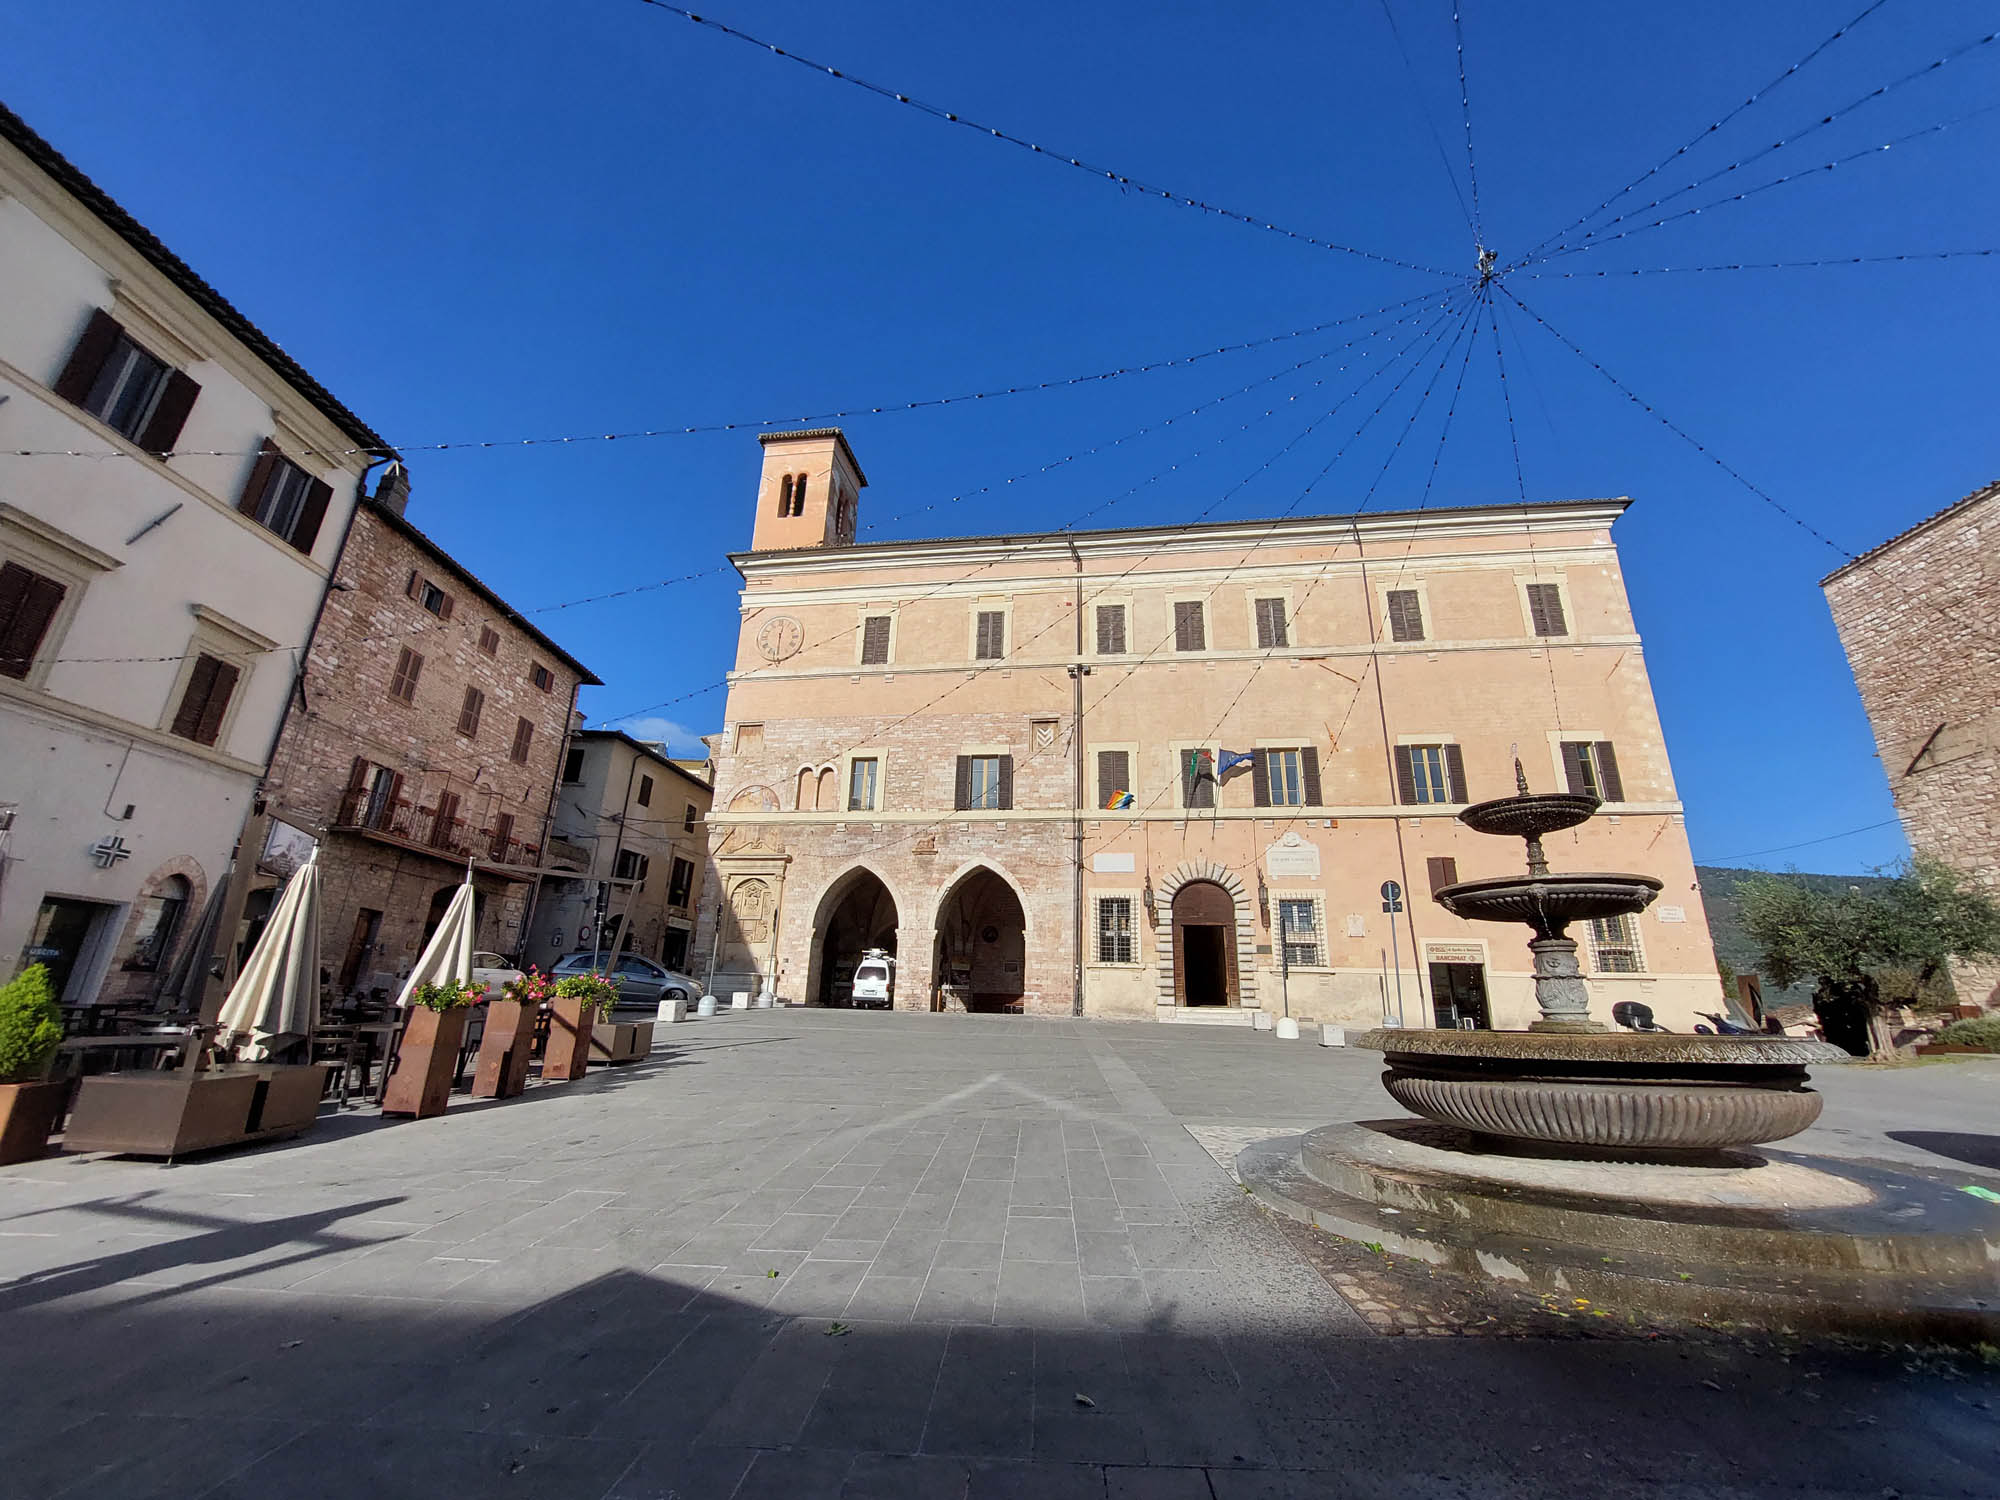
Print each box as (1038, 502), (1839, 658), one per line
(755, 615), (804, 662)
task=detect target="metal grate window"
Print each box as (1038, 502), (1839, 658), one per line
(1097, 897), (1136, 964)
(1279, 899), (1323, 968)
(1588, 913), (1645, 973)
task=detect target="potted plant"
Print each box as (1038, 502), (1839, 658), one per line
(0, 965), (64, 1165)
(473, 969), (548, 1099)
(382, 979), (486, 1118)
(543, 972), (615, 1082)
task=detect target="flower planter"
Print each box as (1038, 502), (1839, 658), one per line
(542, 997), (596, 1082)
(471, 1000), (537, 1099)
(589, 1019), (654, 1064)
(382, 1006), (470, 1118)
(0, 1080), (65, 1165)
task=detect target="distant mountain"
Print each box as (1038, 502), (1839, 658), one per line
(1695, 866), (1892, 1011)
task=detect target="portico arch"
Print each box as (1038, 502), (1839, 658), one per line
(806, 864), (903, 1007)
(931, 863), (1029, 1013)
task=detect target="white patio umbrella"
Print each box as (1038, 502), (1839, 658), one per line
(216, 849), (322, 1060)
(396, 869), (476, 1007)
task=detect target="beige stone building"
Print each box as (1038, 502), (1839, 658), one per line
(697, 428), (1725, 1029)
(1823, 479), (2000, 1010)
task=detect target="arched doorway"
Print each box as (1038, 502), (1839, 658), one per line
(1173, 880), (1237, 1006)
(933, 867), (1026, 1013)
(422, 883), (486, 950)
(810, 870), (899, 1007)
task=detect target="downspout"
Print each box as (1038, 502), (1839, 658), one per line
(517, 677), (583, 964)
(1067, 538), (1087, 1017)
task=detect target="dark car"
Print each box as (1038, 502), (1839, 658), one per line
(549, 951), (698, 1007)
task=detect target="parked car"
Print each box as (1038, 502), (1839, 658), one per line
(549, 951), (698, 1007)
(850, 951), (895, 1010)
(471, 952), (524, 992)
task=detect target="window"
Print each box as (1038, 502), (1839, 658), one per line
(122, 881), (188, 972)
(668, 857), (695, 908)
(956, 754), (1011, 811)
(530, 663), (555, 692)
(974, 611), (1006, 660)
(1560, 741), (1625, 802)
(355, 764), (398, 831)
(848, 757), (879, 812)
(1252, 747), (1321, 808)
(1097, 897), (1136, 964)
(510, 716), (534, 765)
(429, 791), (460, 851)
(1426, 856), (1459, 896)
(683, 802), (699, 832)
(388, 648), (422, 704)
(0, 561), (67, 681)
(489, 811), (515, 862)
(478, 625), (500, 656)
(860, 615), (892, 665)
(236, 443), (333, 555)
(614, 849), (649, 884)
(1588, 913), (1644, 974)
(779, 473), (808, 517)
(53, 309), (199, 453)
(1173, 600), (1206, 652)
(1279, 899), (1324, 968)
(1096, 604), (1127, 655)
(1393, 743), (1466, 805)
(1387, 589), (1425, 642)
(1527, 582), (1568, 637)
(637, 774), (654, 807)
(169, 652), (239, 747)
(456, 686), (484, 738)
(562, 746), (586, 784)
(1180, 748), (1216, 809)
(1254, 597), (1288, 649)
(1097, 749), (1132, 810)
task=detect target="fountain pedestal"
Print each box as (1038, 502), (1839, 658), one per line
(1525, 935), (1593, 1032)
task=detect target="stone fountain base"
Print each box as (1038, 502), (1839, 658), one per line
(1238, 1120), (2000, 1341)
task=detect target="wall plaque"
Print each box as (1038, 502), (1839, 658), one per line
(1091, 852), (1135, 873)
(1656, 905), (1686, 923)
(1265, 831), (1320, 879)
(1425, 942), (1485, 965)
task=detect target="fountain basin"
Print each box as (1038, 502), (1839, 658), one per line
(1433, 872), (1663, 934)
(1456, 790), (1600, 840)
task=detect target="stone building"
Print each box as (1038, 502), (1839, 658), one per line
(236, 496), (598, 999)
(697, 428), (1725, 1028)
(0, 101), (392, 1010)
(1823, 478), (2000, 1010)
(524, 729), (713, 973)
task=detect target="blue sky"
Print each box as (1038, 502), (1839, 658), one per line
(6, 1), (1995, 873)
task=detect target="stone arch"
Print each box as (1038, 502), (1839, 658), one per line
(930, 861), (1031, 1014)
(102, 856), (210, 1003)
(1154, 860), (1258, 1010)
(804, 862), (905, 1007)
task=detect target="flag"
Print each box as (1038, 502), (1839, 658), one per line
(1217, 749), (1254, 778)
(1185, 748), (1215, 779)
(1105, 790), (1134, 810)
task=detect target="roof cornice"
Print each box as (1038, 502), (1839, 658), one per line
(1820, 479), (2000, 587)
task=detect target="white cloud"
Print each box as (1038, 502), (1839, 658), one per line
(609, 716), (710, 757)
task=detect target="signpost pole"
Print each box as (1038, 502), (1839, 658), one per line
(1380, 879), (1406, 1028)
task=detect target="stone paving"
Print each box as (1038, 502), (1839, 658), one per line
(2, 1010), (1996, 1499)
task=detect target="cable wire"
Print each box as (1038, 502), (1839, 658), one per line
(1376, 0), (1475, 234)
(1452, 5), (1486, 243)
(1511, 247), (2000, 279)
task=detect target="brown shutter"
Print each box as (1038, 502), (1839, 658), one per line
(1392, 745), (1417, 805)
(437, 589), (454, 621)
(237, 441), (281, 518)
(511, 717), (533, 764)
(1301, 746), (1323, 806)
(170, 654), (220, 739)
(1559, 742), (1589, 796)
(1529, 583), (1567, 636)
(1593, 742), (1624, 802)
(458, 687), (483, 737)
(406, 571), (423, 601)
(284, 476), (332, 555)
(137, 369), (200, 455)
(0, 563), (66, 680)
(1426, 856), (1459, 895)
(490, 811), (515, 862)
(1388, 590), (1424, 642)
(861, 615), (890, 665)
(1443, 744), (1468, 803)
(1097, 750), (1127, 808)
(53, 308), (122, 406)
(1251, 750), (1270, 807)
(1095, 605), (1119, 655)
(431, 790), (460, 850)
(341, 755), (368, 823)
(1174, 600), (1204, 651)
(194, 659), (238, 746)
(954, 756), (973, 811)
(996, 754), (1014, 811)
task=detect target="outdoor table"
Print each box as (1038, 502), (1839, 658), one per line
(53, 1034), (189, 1076)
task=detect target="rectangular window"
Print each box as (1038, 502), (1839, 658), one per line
(1268, 749), (1304, 806)
(637, 774), (654, 807)
(419, 580), (450, 617)
(1588, 913), (1645, 974)
(1278, 899), (1323, 968)
(614, 849), (649, 884)
(54, 310), (200, 454)
(430, 790), (461, 851)
(510, 717), (534, 765)
(1095, 604), (1127, 655)
(1173, 600), (1206, 652)
(1393, 743), (1466, 805)
(478, 625), (500, 656)
(489, 811), (515, 862)
(169, 652), (239, 747)
(668, 857), (695, 908)
(1097, 749), (1131, 810)
(0, 561), (67, 681)
(683, 802), (699, 833)
(1560, 741), (1625, 802)
(1527, 582), (1568, 637)
(1180, 748), (1216, 809)
(1386, 589), (1425, 642)
(860, 615), (892, 665)
(957, 754), (1011, 811)
(1251, 747), (1321, 808)
(456, 686), (484, 738)
(1426, 856), (1460, 896)
(974, 611), (1006, 660)
(361, 766), (397, 831)
(236, 443), (333, 556)
(1254, 597), (1288, 649)
(848, 757), (879, 812)
(388, 647), (422, 704)
(530, 663), (556, 692)
(82, 334), (170, 441)
(1097, 897), (1136, 964)
(562, 746), (585, 784)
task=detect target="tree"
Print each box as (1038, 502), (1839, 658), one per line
(1740, 858), (2000, 1056)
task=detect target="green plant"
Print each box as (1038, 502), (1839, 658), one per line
(1934, 1014), (2000, 1051)
(0, 965), (63, 1083)
(552, 972), (617, 1013)
(408, 979), (487, 1012)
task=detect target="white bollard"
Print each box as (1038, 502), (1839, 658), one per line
(697, 995), (717, 1017)
(1320, 1024), (1346, 1047)
(1274, 1016), (1300, 1040)
(731, 992), (751, 1010)
(756, 992), (774, 1009)
(657, 997), (687, 1025)
(1251, 1010), (1274, 1031)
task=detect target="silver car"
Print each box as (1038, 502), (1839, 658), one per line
(549, 952), (697, 1007)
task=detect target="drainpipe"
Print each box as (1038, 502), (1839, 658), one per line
(1066, 538), (1088, 1017)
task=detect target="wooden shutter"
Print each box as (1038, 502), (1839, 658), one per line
(137, 369), (201, 455)
(405, 571), (424, 601)
(341, 755), (368, 823)
(996, 755), (1014, 811)
(1593, 741), (1624, 802)
(194, 659), (238, 747)
(1301, 746), (1323, 806)
(1426, 856), (1459, 895)
(1443, 744), (1468, 803)
(389, 647), (421, 702)
(170, 654), (220, 739)
(1251, 750), (1270, 807)
(1528, 583), (1567, 636)
(1388, 590), (1423, 642)
(431, 790), (460, 849)
(861, 615), (891, 665)
(53, 308), (122, 406)
(457, 687), (483, 737)
(1559, 742), (1589, 796)
(490, 812), (515, 862)
(236, 441), (282, 519)
(954, 756), (973, 811)
(1097, 750), (1128, 808)
(436, 588), (454, 620)
(975, 611), (1004, 659)
(511, 717), (534, 764)
(1255, 598), (1286, 649)
(1174, 600), (1204, 651)
(0, 563), (66, 680)
(1096, 605), (1125, 655)
(1392, 745), (1418, 805)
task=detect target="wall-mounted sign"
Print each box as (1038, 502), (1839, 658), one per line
(1091, 852), (1135, 873)
(1345, 914), (1367, 938)
(1265, 832), (1320, 879)
(258, 819), (317, 879)
(1656, 905), (1686, 924)
(1426, 942), (1485, 965)
(90, 834), (132, 869)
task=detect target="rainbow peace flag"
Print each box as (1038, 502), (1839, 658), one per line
(1105, 790), (1135, 810)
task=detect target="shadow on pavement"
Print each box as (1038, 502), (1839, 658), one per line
(1888, 1129), (2000, 1173)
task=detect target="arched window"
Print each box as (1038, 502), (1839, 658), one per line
(778, 474), (794, 516)
(789, 474), (809, 516)
(796, 767), (815, 811)
(123, 875), (190, 973)
(816, 767), (837, 811)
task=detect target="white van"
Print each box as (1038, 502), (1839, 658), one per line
(850, 950), (895, 1010)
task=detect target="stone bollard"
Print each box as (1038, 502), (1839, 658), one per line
(1274, 1017), (1300, 1040)
(657, 997), (687, 1025)
(731, 992), (751, 1011)
(697, 995), (717, 1017)
(1252, 1010), (1274, 1031)
(756, 993), (775, 1009)
(1320, 1024), (1346, 1047)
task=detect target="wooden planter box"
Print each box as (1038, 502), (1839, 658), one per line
(471, 1000), (537, 1099)
(542, 997), (596, 1081)
(382, 1007), (470, 1117)
(61, 1065), (326, 1159)
(589, 1019), (655, 1064)
(0, 1079), (65, 1165)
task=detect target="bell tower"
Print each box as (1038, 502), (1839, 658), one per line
(750, 428), (868, 551)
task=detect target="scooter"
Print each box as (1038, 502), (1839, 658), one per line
(1693, 1009), (1756, 1036)
(1611, 1000), (1670, 1032)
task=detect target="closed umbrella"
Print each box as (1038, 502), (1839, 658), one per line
(160, 872), (230, 1016)
(397, 872), (476, 1007)
(216, 849), (322, 1060)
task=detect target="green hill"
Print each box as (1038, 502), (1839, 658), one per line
(1694, 865), (1892, 1011)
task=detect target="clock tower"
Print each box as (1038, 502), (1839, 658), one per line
(749, 428), (868, 552)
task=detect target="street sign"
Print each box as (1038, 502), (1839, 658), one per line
(1380, 878), (1403, 914)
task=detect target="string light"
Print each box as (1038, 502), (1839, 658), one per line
(1453, 5), (1486, 244)
(1511, 249), (2000, 279)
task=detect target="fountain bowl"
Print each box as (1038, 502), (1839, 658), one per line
(1434, 872), (1663, 934)
(1457, 790), (1600, 840)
